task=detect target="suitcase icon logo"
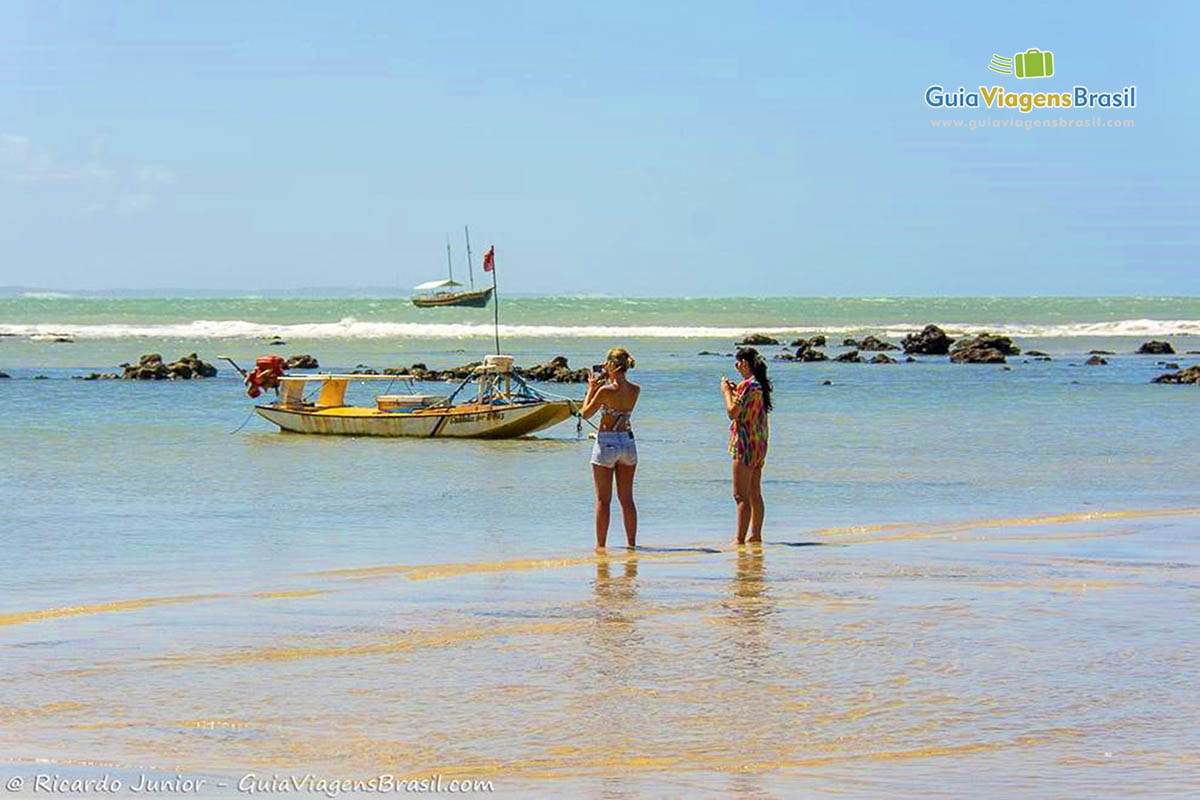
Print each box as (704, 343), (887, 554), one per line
(988, 48), (1055, 79)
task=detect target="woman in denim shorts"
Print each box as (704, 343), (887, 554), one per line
(580, 348), (640, 549)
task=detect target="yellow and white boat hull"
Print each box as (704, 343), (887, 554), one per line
(255, 399), (574, 439)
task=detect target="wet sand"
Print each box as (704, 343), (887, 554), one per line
(3, 508), (1198, 797)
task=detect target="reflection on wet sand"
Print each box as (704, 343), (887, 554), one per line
(577, 557), (644, 754)
(720, 546), (773, 678)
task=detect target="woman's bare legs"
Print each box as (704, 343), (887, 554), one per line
(592, 464), (614, 548)
(732, 460), (753, 544)
(748, 465), (764, 543)
(614, 462), (637, 548)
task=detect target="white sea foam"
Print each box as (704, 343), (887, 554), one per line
(1, 317), (1198, 340)
(19, 291), (75, 299)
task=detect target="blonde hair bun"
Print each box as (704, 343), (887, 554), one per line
(606, 347), (635, 372)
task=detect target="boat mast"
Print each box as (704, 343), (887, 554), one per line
(445, 236), (454, 283)
(464, 226), (475, 290)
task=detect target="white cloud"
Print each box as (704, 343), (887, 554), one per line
(0, 134), (177, 217)
(116, 193), (154, 216)
(136, 164), (176, 186)
(0, 134), (31, 158)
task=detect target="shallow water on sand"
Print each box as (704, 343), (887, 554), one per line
(2, 299), (1199, 796)
(2, 512), (1198, 797)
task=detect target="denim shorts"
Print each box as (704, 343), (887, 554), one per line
(591, 430), (637, 468)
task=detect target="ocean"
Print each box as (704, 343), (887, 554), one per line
(2, 295), (1198, 797)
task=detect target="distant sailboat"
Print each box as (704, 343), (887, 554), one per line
(411, 227), (494, 308)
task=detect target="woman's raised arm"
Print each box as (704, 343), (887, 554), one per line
(721, 377), (740, 420)
(580, 374), (609, 420)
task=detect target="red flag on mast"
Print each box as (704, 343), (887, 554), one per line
(482, 245), (495, 272)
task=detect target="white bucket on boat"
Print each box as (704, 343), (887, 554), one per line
(484, 354), (515, 372)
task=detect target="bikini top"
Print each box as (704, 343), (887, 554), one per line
(598, 405), (633, 431)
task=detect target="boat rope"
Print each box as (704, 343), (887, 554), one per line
(533, 387), (598, 437)
(228, 407), (256, 434)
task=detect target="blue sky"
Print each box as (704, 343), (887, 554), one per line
(1, 1), (1196, 295)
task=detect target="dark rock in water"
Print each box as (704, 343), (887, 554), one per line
(74, 372), (120, 380)
(796, 346), (829, 362)
(1034, 356), (1053, 361)
(841, 338), (859, 348)
(394, 357), (588, 383)
(351, 366), (379, 375)
(822, 379), (833, 386)
(121, 352), (216, 380)
(122, 353), (168, 380)
(773, 351), (795, 361)
(904, 356), (916, 363)
(286, 354), (319, 369)
(834, 350), (862, 363)
(870, 353), (896, 364)
(949, 333), (1019, 364)
(901, 325), (955, 355)
(1002, 366), (1012, 371)
(1026, 350), (1049, 357)
(53, 337), (73, 343)
(1085, 356), (1108, 366)
(952, 332), (1021, 356)
(698, 351), (721, 356)
(268, 338), (287, 345)
(950, 347), (1007, 364)
(167, 353), (218, 379)
(737, 333), (780, 346)
(0, 371), (8, 378)
(791, 334), (826, 348)
(1161, 362), (1180, 370)
(858, 335), (898, 351)
(1152, 365), (1200, 384)
(1089, 350), (1115, 355)
(517, 355), (589, 383)
(1189, 351), (1200, 355)
(1137, 340), (1175, 355)
(34, 374), (49, 379)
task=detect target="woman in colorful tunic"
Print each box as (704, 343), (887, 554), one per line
(720, 347), (773, 544)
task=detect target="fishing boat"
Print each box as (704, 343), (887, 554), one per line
(252, 355), (577, 438)
(411, 279), (494, 308)
(412, 227), (494, 308)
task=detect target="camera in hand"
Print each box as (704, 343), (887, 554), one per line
(592, 364), (607, 377)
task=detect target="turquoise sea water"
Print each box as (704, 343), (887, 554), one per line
(2, 296), (1198, 797)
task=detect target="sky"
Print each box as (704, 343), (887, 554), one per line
(0, 0), (1196, 295)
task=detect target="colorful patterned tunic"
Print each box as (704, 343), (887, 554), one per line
(728, 378), (768, 467)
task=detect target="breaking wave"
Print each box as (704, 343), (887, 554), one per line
(0, 318), (1197, 340)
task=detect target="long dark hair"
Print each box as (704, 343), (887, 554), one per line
(735, 347), (773, 412)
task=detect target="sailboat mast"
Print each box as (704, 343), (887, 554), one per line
(464, 226), (475, 290)
(445, 237), (454, 282)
